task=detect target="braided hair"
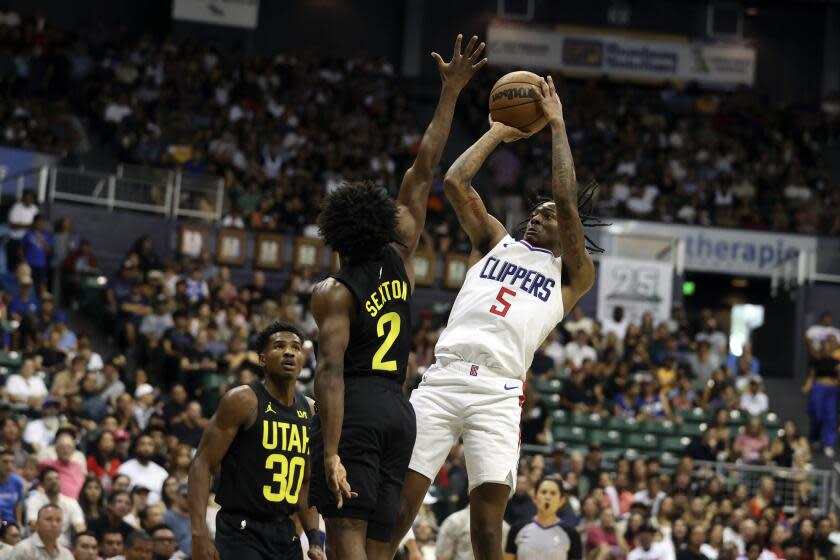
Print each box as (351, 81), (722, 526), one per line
(514, 181), (608, 254)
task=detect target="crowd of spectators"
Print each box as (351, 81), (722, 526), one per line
(1, 7), (839, 560)
(461, 71), (840, 236)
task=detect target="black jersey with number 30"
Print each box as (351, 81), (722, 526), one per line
(332, 246), (412, 386)
(216, 382), (311, 520)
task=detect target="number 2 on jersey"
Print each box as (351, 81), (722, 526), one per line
(372, 311), (401, 371)
(490, 287), (517, 317)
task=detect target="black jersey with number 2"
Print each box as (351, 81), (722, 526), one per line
(332, 245), (412, 386)
(215, 381), (311, 520)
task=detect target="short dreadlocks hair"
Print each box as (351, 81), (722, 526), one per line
(255, 321), (304, 354)
(318, 181), (401, 263)
(515, 181), (608, 254)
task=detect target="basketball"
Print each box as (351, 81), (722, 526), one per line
(488, 70), (548, 133)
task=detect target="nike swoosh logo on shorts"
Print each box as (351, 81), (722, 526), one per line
(504, 384), (517, 390)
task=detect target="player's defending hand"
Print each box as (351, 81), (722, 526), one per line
(488, 115), (535, 144)
(432, 33), (488, 92)
(192, 534), (220, 560)
(325, 455), (357, 509)
(534, 75), (564, 126)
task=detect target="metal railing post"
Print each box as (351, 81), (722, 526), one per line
(15, 176), (23, 200)
(214, 177), (224, 223)
(37, 166), (48, 204)
(48, 167), (57, 202)
(172, 172), (182, 219)
(107, 176), (116, 211)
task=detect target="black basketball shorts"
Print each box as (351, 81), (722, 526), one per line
(215, 511), (302, 560)
(309, 376), (417, 542)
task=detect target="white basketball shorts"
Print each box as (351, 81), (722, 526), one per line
(408, 359), (524, 494)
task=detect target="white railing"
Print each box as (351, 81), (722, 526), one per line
(2, 165), (224, 222)
(772, 249), (840, 295)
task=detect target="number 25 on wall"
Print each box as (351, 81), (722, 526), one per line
(490, 287), (517, 317)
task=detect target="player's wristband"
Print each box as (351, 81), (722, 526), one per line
(306, 529), (321, 547)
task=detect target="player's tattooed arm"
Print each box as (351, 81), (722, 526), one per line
(395, 34), (487, 257)
(310, 279), (357, 509)
(442, 125), (515, 257)
(535, 76), (595, 310)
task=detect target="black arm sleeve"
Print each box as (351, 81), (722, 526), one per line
(506, 521), (527, 555)
(564, 525), (583, 560)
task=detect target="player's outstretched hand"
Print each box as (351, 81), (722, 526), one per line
(192, 534), (220, 560)
(534, 75), (564, 126)
(488, 115), (535, 143)
(307, 545), (327, 560)
(325, 455), (357, 509)
(432, 33), (488, 92)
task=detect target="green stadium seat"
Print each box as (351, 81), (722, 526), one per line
(660, 452), (680, 468)
(551, 409), (570, 425)
(641, 419), (676, 436)
(677, 422), (707, 438)
(552, 425), (586, 445)
(534, 378), (561, 395)
(660, 436), (691, 454)
(543, 394), (561, 411)
(571, 413), (605, 430)
(762, 412), (781, 431)
(675, 407), (708, 424)
(727, 409), (747, 428)
(606, 416), (639, 432)
(626, 433), (658, 451)
(588, 429), (622, 448)
(0, 351), (22, 369)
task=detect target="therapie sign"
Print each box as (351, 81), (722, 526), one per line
(606, 221), (818, 278)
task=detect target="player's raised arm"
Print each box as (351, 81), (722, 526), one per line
(534, 76), (596, 311)
(188, 386), (256, 560)
(394, 34), (487, 258)
(310, 279), (357, 509)
(443, 121), (528, 259)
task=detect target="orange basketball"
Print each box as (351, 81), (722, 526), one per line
(488, 71), (547, 134)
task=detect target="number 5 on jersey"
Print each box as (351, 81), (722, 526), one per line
(490, 287), (516, 317)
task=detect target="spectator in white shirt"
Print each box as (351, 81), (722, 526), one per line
(6, 191), (39, 269)
(22, 398), (62, 452)
(602, 307), (630, 342)
(436, 504), (509, 560)
(565, 307), (595, 337)
(565, 331), (598, 369)
(805, 312), (840, 356)
(739, 379), (769, 416)
(117, 434), (168, 505)
(628, 524), (671, 560)
(24, 467), (86, 547)
(695, 319), (729, 359)
(5, 357), (48, 409)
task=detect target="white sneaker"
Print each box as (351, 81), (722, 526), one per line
(825, 447), (835, 458)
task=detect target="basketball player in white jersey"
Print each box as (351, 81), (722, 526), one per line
(387, 76), (596, 560)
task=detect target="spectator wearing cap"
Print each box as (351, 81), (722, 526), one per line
(627, 523), (670, 560)
(123, 485), (151, 531)
(87, 490), (134, 541)
(740, 378), (769, 416)
(22, 396), (61, 451)
(25, 467), (86, 547)
(0, 446), (23, 525)
(13, 503), (74, 560)
(21, 214), (54, 292)
(132, 384), (156, 431)
(506, 478), (581, 560)
(5, 358), (48, 411)
(162, 482), (191, 556)
(116, 434), (167, 505)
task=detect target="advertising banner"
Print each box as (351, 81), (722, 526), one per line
(487, 22), (755, 87)
(597, 256), (674, 325)
(172, 0), (260, 29)
(605, 221), (818, 278)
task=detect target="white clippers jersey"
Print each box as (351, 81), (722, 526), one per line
(435, 235), (565, 380)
